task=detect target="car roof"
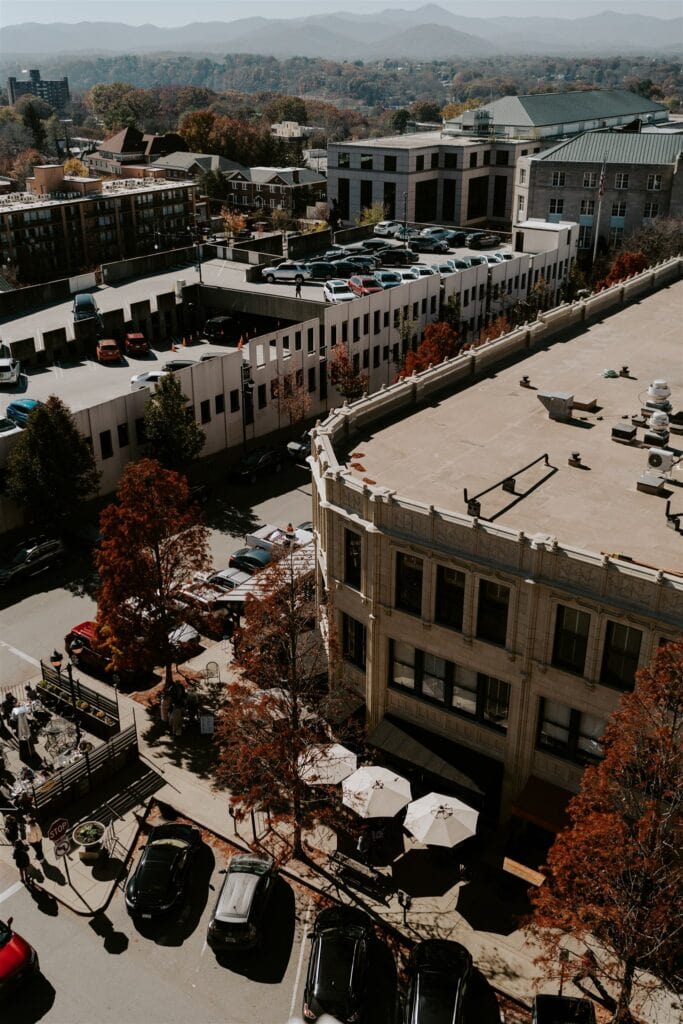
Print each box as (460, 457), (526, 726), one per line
(10, 398), (39, 409)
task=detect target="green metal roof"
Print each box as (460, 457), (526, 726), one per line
(468, 89), (666, 128)
(534, 130), (683, 166)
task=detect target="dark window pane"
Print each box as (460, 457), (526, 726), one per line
(100, 430), (113, 460)
(552, 604), (590, 675)
(435, 565), (465, 631)
(200, 399), (211, 424)
(117, 422), (129, 448)
(215, 393), (225, 415)
(600, 621), (642, 691)
(342, 613), (366, 669)
(396, 552), (423, 616)
(344, 530), (362, 590)
(476, 579), (509, 646)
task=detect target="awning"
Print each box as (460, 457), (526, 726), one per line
(368, 717), (484, 799)
(512, 775), (575, 834)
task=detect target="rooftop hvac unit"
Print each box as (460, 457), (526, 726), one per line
(649, 411), (670, 433)
(647, 448), (674, 473)
(646, 379), (671, 408)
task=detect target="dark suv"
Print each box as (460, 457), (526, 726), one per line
(203, 316), (233, 343)
(404, 940), (472, 1024)
(303, 907), (372, 1023)
(0, 537), (64, 586)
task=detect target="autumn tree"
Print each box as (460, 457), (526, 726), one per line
(220, 209), (247, 238)
(214, 547), (348, 858)
(595, 250), (649, 291)
(5, 395), (100, 528)
(96, 460), (210, 685)
(63, 157), (88, 177)
(396, 321), (460, 378)
(356, 200), (387, 227)
(624, 217), (683, 266)
(11, 148), (43, 189)
(531, 642), (683, 1020)
(143, 372), (205, 472)
(272, 371), (312, 434)
(329, 342), (367, 400)
(478, 314), (512, 344)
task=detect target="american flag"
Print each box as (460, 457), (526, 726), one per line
(598, 160), (606, 198)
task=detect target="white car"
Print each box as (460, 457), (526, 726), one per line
(322, 279), (355, 303)
(130, 369), (171, 391)
(396, 268), (420, 282)
(261, 262), (312, 284)
(373, 220), (402, 237)
(412, 265), (438, 278)
(0, 358), (21, 385)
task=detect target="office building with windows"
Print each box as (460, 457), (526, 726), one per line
(7, 69), (70, 110)
(310, 279), (683, 829)
(514, 130), (683, 252)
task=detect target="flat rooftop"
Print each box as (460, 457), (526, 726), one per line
(0, 177), (195, 213)
(342, 283), (683, 570)
(333, 132), (487, 150)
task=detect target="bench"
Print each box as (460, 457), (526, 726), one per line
(331, 851), (393, 903)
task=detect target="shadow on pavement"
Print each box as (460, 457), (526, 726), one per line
(28, 885), (59, 917)
(89, 911), (129, 955)
(40, 861), (66, 887)
(10, 971), (56, 1022)
(456, 871), (532, 936)
(132, 840), (215, 947)
(215, 875), (295, 984)
(391, 848), (462, 898)
(91, 855), (125, 882)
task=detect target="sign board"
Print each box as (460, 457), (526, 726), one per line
(54, 838), (71, 858)
(199, 713), (214, 735)
(47, 817), (69, 841)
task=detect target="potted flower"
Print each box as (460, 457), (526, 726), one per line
(72, 820), (106, 861)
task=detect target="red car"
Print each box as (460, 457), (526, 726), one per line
(124, 332), (149, 356)
(348, 275), (382, 297)
(96, 338), (121, 364)
(64, 621), (128, 685)
(0, 917), (38, 994)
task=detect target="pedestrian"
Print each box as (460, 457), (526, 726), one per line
(3, 814), (19, 845)
(160, 691), (170, 725)
(169, 704), (183, 740)
(295, 280), (302, 299)
(26, 817), (44, 860)
(12, 841), (31, 887)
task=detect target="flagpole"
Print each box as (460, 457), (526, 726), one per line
(592, 155), (607, 264)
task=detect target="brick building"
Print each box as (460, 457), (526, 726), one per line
(85, 128), (187, 177)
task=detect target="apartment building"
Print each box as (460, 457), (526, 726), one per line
(7, 69), (70, 110)
(309, 274), (683, 828)
(0, 165), (196, 284)
(514, 129), (683, 252)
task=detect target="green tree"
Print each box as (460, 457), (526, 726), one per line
(5, 395), (100, 528)
(143, 373), (205, 472)
(20, 102), (47, 151)
(391, 108), (410, 134)
(356, 200), (387, 227)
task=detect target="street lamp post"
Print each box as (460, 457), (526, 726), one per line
(402, 191), (408, 249)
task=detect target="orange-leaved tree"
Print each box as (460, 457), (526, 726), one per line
(96, 459), (210, 685)
(530, 641), (683, 1021)
(329, 342), (367, 400)
(271, 370), (312, 435)
(595, 250), (649, 291)
(396, 321), (459, 378)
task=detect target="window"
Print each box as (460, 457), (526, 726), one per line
(343, 529), (362, 589)
(578, 224), (593, 249)
(580, 198), (595, 216)
(117, 422), (129, 448)
(200, 399), (211, 424)
(307, 327), (314, 352)
(422, 653), (447, 702)
(647, 173), (662, 191)
(135, 418), (146, 445)
(384, 155), (397, 172)
(444, 152), (457, 169)
(391, 641), (416, 691)
(337, 152), (350, 169)
(230, 389), (240, 413)
(600, 621), (642, 690)
(611, 200), (626, 217)
(519, 168), (526, 184)
(363, 313), (369, 336)
(295, 330), (302, 351)
(583, 171), (598, 188)
(430, 152), (439, 169)
(644, 202), (659, 219)
(215, 393), (225, 415)
(434, 565), (465, 631)
(395, 552), (423, 616)
(517, 194), (525, 214)
(483, 150), (491, 166)
(451, 666), (510, 731)
(360, 153), (373, 170)
(476, 579), (509, 646)
(537, 699), (605, 765)
(373, 345), (380, 368)
(308, 366), (316, 392)
(342, 614), (366, 670)
(416, 155), (424, 172)
(373, 310), (380, 335)
(552, 605), (590, 675)
(495, 150), (509, 166)
(362, 349), (369, 369)
(551, 171), (565, 187)
(469, 152), (477, 168)
(608, 226), (624, 248)
(99, 430), (113, 460)
(615, 172), (629, 190)
(549, 198), (564, 215)
(257, 383), (267, 409)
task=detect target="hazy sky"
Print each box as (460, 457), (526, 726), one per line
(1, 0), (680, 27)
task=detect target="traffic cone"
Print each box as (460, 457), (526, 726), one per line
(181, 337), (187, 348)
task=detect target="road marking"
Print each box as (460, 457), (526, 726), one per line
(288, 903), (312, 1021)
(0, 641), (40, 668)
(0, 881), (23, 905)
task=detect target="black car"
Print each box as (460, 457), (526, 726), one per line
(404, 939), (472, 1024)
(360, 238), (391, 252)
(377, 248), (419, 267)
(125, 823), (201, 919)
(228, 547), (272, 575)
(532, 996), (596, 1024)
(203, 316), (233, 342)
(230, 446), (283, 483)
(306, 261), (338, 281)
(329, 259), (361, 278)
(467, 232), (501, 249)
(445, 230), (468, 247)
(303, 906), (372, 1023)
(411, 237), (449, 254)
(0, 537), (65, 587)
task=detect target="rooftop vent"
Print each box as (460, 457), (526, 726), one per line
(537, 390), (574, 422)
(645, 379), (672, 411)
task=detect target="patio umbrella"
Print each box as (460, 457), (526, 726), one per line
(404, 792), (478, 848)
(342, 765), (411, 819)
(298, 743), (358, 786)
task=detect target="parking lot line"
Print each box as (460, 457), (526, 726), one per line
(287, 903), (312, 1021)
(0, 640), (40, 668)
(0, 880), (23, 905)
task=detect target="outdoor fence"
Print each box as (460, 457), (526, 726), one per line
(38, 662), (119, 740)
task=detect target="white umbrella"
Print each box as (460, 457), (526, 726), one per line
(342, 765), (412, 819)
(404, 792), (478, 848)
(298, 743), (358, 786)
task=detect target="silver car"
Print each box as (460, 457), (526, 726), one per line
(207, 852), (276, 951)
(130, 369), (171, 391)
(0, 358), (21, 386)
(261, 262), (312, 285)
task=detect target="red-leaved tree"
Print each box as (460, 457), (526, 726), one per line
(96, 459), (210, 685)
(596, 251), (650, 291)
(329, 342), (367, 400)
(530, 641), (683, 1021)
(396, 321), (459, 378)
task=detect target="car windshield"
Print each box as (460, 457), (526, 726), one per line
(138, 847), (179, 892)
(414, 971), (460, 1024)
(231, 856), (271, 875)
(330, 285), (348, 294)
(11, 548), (28, 566)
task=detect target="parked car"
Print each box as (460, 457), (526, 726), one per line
(328, 260), (361, 278)
(444, 230), (468, 247)
(434, 262), (458, 278)
(468, 232), (501, 249)
(396, 268), (420, 282)
(203, 316), (233, 342)
(411, 237), (449, 254)
(72, 292), (99, 323)
(64, 621), (131, 686)
(483, 254), (504, 265)
(0, 358), (21, 386)
(373, 220), (402, 237)
(0, 536), (64, 587)
(125, 823), (201, 919)
(391, 226), (421, 242)
(130, 370), (170, 391)
(532, 995), (596, 1024)
(374, 270), (403, 289)
(348, 275), (383, 297)
(419, 226), (452, 241)
(207, 567), (252, 592)
(303, 906), (373, 1023)
(451, 258), (471, 270)
(323, 279), (355, 303)
(230, 446), (283, 483)
(123, 332), (149, 356)
(228, 547), (272, 575)
(261, 262), (312, 285)
(0, 916), (38, 994)
(404, 939), (472, 1024)
(287, 430), (312, 461)
(411, 265), (438, 278)
(5, 398), (43, 427)
(207, 852), (276, 952)
(96, 338), (121, 364)
(377, 248), (418, 267)
(344, 255), (379, 272)
(305, 261), (337, 282)
(467, 255), (489, 267)
(0, 417), (21, 435)
(360, 238), (391, 252)
(495, 251), (514, 261)
(163, 359), (197, 372)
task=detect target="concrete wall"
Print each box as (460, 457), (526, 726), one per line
(101, 247), (196, 284)
(0, 279), (71, 318)
(287, 230), (332, 261)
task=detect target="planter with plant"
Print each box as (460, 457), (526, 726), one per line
(72, 820), (106, 861)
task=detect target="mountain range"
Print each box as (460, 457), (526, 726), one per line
(2, 5), (681, 59)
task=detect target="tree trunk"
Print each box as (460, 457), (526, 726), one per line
(164, 660), (173, 687)
(613, 960), (635, 1023)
